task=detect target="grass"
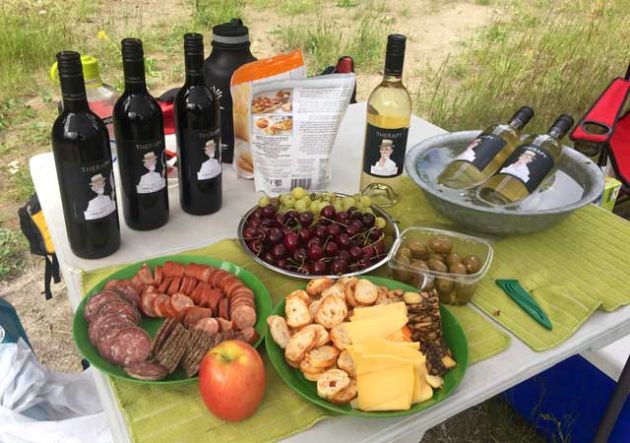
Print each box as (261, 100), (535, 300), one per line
(275, 3), (390, 74)
(415, 0), (630, 136)
(0, 227), (27, 280)
(190, 0), (245, 28)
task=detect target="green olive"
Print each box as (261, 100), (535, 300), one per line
(455, 282), (476, 304)
(396, 246), (412, 260)
(410, 259), (428, 271)
(406, 240), (429, 259)
(435, 278), (454, 295)
(429, 235), (453, 254)
(427, 258), (448, 272)
(428, 253), (446, 263)
(462, 255), (483, 274)
(449, 262), (467, 275)
(445, 253), (462, 267)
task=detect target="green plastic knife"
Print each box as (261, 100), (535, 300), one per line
(495, 279), (553, 330)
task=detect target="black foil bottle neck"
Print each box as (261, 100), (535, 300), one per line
(57, 51), (89, 112)
(121, 38), (147, 90)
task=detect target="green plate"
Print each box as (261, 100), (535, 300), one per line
(265, 276), (468, 417)
(73, 255), (273, 384)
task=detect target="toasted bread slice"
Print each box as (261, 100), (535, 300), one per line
(306, 277), (334, 296)
(336, 350), (356, 378)
(317, 368), (351, 400)
(302, 368), (325, 382)
(321, 284), (346, 300)
(308, 345), (339, 369)
(287, 289), (310, 304)
(315, 295), (348, 329)
(354, 279), (378, 305)
(329, 380), (357, 404)
(285, 294), (312, 329)
(301, 324), (330, 347)
(344, 279), (360, 307)
(267, 315), (291, 349)
(308, 299), (321, 320)
(330, 324), (352, 350)
(285, 328), (318, 365)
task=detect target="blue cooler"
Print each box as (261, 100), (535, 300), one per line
(503, 342), (630, 443)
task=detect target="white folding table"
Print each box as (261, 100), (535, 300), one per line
(30, 103), (630, 442)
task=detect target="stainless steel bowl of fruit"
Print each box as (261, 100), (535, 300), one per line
(405, 130), (605, 235)
(237, 190), (400, 279)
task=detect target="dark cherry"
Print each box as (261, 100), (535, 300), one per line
(330, 259), (348, 274)
(336, 233), (351, 248)
(260, 218), (275, 228)
(369, 227), (383, 240)
(314, 224), (328, 239)
(243, 226), (257, 239)
(249, 239), (263, 255)
(335, 211), (350, 223)
(373, 239), (385, 255)
(252, 207), (265, 219)
(310, 261), (328, 275)
(361, 212), (376, 228)
(275, 259), (288, 269)
(283, 232), (299, 251)
(346, 224), (361, 236)
(275, 213), (287, 226)
(349, 219), (364, 232)
(298, 228), (312, 243)
(307, 237), (321, 248)
(320, 205), (335, 219)
(263, 251), (275, 263)
(327, 223), (341, 236)
(285, 210), (299, 221)
(338, 250), (351, 262)
(307, 243), (324, 261)
(298, 211), (314, 227)
(247, 218), (260, 229)
(348, 207), (361, 219)
(266, 227), (283, 244)
(262, 205), (276, 218)
(349, 245), (363, 260)
(271, 243), (287, 259)
(293, 247), (307, 261)
(362, 245), (376, 260)
(358, 256), (372, 268)
(325, 241), (339, 256)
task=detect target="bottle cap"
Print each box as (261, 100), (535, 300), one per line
(212, 18), (250, 45)
(184, 33), (204, 55)
(335, 56), (354, 74)
(121, 38), (144, 61)
(384, 34), (406, 76)
(55, 51), (88, 100)
(50, 54), (101, 84)
(509, 106), (535, 129)
(548, 114), (574, 138)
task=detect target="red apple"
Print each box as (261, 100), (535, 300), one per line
(198, 339), (266, 422)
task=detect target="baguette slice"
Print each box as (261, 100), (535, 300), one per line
(267, 315), (291, 349)
(317, 368), (351, 400)
(308, 345), (339, 369)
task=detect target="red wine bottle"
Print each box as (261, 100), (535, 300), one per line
(51, 51), (120, 258)
(335, 56), (357, 104)
(113, 38), (169, 230)
(175, 33), (222, 215)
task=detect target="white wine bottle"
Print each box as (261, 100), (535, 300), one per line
(360, 34), (412, 207)
(478, 114), (574, 205)
(438, 106), (534, 189)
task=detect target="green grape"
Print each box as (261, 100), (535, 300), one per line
(294, 199), (307, 212)
(341, 197), (355, 211)
(321, 192), (335, 202)
(291, 186), (307, 199)
(333, 202), (343, 213)
(279, 193), (291, 205)
(299, 195), (311, 206)
(359, 195), (372, 208)
(258, 196), (270, 207)
(283, 195), (296, 208)
(278, 206), (289, 215)
(320, 201), (333, 213)
(375, 216), (387, 228)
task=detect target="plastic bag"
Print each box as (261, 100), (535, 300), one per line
(0, 339), (112, 443)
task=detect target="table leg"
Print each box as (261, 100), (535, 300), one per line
(592, 353), (630, 443)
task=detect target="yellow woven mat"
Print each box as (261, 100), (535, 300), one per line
(389, 177), (630, 352)
(82, 239), (509, 443)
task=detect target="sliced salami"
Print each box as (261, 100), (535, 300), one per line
(222, 277), (243, 297)
(217, 318), (233, 332)
(137, 264), (154, 285)
(157, 276), (172, 294)
(183, 263), (200, 279)
(96, 323), (131, 360)
(171, 293), (195, 318)
(197, 266), (213, 283)
(190, 282), (206, 305)
(131, 274), (147, 295)
(183, 307), (213, 329)
(84, 291), (122, 323)
(152, 293), (171, 318)
(193, 318), (220, 336)
(95, 300), (140, 325)
(207, 288), (224, 312)
(104, 279), (123, 290)
(167, 277), (182, 296)
(211, 269), (229, 288)
(231, 305), (257, 329)
(154, 265), (164, 285)
(124, 361), (169, 381)
(116, 284), (142, 309)
(218, 298), (230, 320)
(88, 313), (133, 346)
(109, 327), (152, 366)
(236, 327), (259, 345)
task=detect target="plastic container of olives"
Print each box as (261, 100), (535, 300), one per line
(387, 226), (493, 305)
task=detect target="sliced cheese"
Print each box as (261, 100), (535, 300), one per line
(351, 302), (407, 321)
(343, 312), (408, 344)
(412, 363), (434, 404)
(356, 364), (414, 411)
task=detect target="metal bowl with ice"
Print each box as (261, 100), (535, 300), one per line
(405, 130), (605, 235)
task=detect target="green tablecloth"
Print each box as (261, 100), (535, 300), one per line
(388, 177), (630, 351)
(82, 239), (509, 443)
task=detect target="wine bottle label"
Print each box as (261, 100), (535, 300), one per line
(63, 159), (117, 222)
(454, 134), (506, 170)
(363, 124), (408, 178)
(498, 144), (554, 192)
(186, 128), (222, 181)
(118, 139), (167, 194)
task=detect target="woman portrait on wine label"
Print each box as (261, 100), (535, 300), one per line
(136, 151), (165, 194)
(456, 138), (481, 162)
(84, 173), (116, 220)
(197, 139), (221, 180)
(500, 150), (535, 183)
(371, 139), (398, 176)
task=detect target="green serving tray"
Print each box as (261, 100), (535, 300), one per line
(73, 255), (273, 384)
(265, 276), (468, 417)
